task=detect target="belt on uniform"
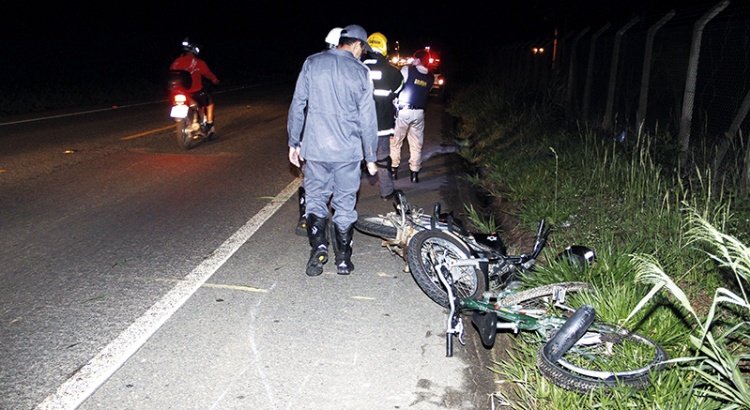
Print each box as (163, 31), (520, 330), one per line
(398, 104), (423, 110)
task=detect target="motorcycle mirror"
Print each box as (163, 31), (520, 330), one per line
(555, 245), (597, 270)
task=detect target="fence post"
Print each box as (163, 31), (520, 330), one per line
(602, 17), (640, 133)
(636, 10), (675, 132)
(535, 37), (554, 87)
(555, 30), (575, 74)
(679, 0), (730, 158)
(582, 23), (611, 121)
(565, 27), (590, 118)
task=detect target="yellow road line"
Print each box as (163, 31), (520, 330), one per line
(121, 124), (175, 140)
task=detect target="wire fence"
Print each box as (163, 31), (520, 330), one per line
(495, 0), (750, 183)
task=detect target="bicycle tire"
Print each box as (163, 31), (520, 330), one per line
(407, 229), (486, 308)
(354, 215), (398, 240)
(536, 320), (668, 392)
(498, 282), (595, 308)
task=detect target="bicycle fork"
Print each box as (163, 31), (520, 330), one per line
(436, 262), (465, 357)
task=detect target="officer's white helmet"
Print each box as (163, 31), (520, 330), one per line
(325, 27), (343, 48)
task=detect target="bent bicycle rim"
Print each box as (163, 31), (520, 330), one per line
(536, 323), (668, 392)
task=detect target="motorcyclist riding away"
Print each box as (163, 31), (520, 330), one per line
(170, 38), (219, 131)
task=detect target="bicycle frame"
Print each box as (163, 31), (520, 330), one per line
(438, 257), (581, 355)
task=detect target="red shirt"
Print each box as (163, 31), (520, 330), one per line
(169, 53), (218, 93)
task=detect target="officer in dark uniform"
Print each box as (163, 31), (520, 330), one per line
(288, 24), (378, 276)
(363, 32), (404, 200)
(391, 49), (434, 183)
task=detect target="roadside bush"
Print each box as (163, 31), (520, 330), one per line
(448, 77), (750, 408)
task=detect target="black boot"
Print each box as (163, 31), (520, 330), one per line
(305, 214), (329, 276)
(332, 224), (355, 275)
(390, 167), (398, 180)
(410, 171), (419, 183)
(295, 187), (307, 237)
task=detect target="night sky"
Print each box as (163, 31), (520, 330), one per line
(2, 0), (721, 111)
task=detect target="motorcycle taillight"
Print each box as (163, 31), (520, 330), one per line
(174, 93), (187, 104)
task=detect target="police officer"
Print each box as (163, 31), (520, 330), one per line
(391, 49), (434, 183)
(363, 32), (404, 200)
(295, 26), (345, 237)
(288, 24), (378, 276)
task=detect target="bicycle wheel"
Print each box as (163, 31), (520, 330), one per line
(537, 319), (668, 392)
(498, 282), (595, 313)
(407, 229), (486, 308)
(354, 215), (398, 240)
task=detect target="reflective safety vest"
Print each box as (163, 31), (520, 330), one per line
(398, 65), (433, 109)
(364, 53), (404, 136)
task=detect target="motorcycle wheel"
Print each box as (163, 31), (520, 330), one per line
(407, 229), (485, 308)
(537, 319), (668, 393)
(354, 215), (398, 240)
(176, 107), (200, 150)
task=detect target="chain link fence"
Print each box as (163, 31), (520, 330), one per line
(495, 0), (750, 185)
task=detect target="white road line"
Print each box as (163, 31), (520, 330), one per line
(35, 177), (302, 410)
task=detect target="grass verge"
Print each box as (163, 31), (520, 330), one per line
(447, 77), (750, 409)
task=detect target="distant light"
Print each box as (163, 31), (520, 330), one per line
(532, 47), (545, 54)
(64, 149), (78, 154)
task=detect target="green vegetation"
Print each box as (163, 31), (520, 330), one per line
(447, 73), (750, 408)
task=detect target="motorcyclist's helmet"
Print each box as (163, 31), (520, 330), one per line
(181, 38), (201, 55)
(325, 27), (343, 48)
(367, 32), (388, 56)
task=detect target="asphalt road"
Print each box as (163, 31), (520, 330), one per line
(0, 83), (498, 409)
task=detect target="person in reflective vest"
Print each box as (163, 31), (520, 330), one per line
(363, 32), (404, 200)
(391, 49), (434, 183)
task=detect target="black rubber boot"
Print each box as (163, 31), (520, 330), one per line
(295, 187), (307, 237)
(410, 171), (419, 183)
(332, 224), (355, 275)
(305, 214), (329, 276)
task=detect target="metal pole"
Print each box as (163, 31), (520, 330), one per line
(679, 0), (730, 156)
(565, 27), (590, 116)
(602, 17), (640, 132)
(636, 10), (675, 131)
(582, 23), (611, 121)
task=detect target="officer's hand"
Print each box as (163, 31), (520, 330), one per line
(366, 162), (378, 176)
(289, 146), (302, 167)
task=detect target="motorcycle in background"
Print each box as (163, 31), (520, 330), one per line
(167, 70), (215, 150)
